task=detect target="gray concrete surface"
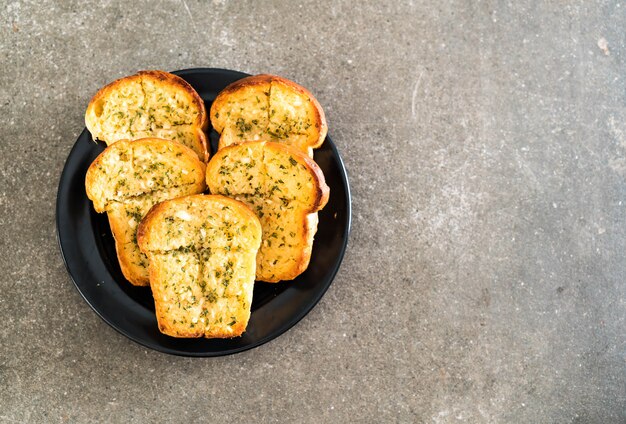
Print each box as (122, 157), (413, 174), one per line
(1, 0), (625, 422)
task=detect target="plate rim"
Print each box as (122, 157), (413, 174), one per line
(55, 67), (352, 357)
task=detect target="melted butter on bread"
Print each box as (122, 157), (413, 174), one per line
(210, 75), (327, 157)
(85, 70), (209, 161)
(137, 195), (262, 338)
(85, 138), (206, 286)
(206, 141), (329, 282)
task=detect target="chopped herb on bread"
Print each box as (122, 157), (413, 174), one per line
(137, 195), (262, 338)
(210, 75), (327, 157)
(85, 70), (209, 161)
(206, 141), (329, 282)
(85, 138), (206, 286)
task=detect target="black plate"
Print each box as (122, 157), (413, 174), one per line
(56, 68), (351, 356)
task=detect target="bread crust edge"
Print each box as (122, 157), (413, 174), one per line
(209, 74), (327, 153)
(85, 70), (209, 161)
(86, 137), (207, 287)
(107, 214), (150, 286)
(137, 194), (261, 338)
(205, 141), (329, 283)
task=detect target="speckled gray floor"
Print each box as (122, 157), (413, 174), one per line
(1, 1), (625, 422)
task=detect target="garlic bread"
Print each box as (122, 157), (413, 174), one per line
(210, 75), (327, 157)
(137, 195), (262, 338)
(206, 141), (329, 282)
(85, 70), (209, 161)
(85, 138), (206, 286)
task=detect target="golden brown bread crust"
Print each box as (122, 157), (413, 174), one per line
(205, 141), (330, 210)
(137, 195), (262, 338)
(106, 203), (150, 286)
(209, 75), (274, 133)
(85, 138), (207, 286)
(270, 75), (327, 150)
(265, 141), (330, 211)
(138, 70), (208, 131)
(205, 141), (329, 282)
(85, 70), (209, 162)
(85, 138), (207, 212)
(210, 74), (327, 157)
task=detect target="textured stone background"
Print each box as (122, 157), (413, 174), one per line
(1, 1), (625, 422)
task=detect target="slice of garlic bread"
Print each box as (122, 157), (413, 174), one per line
(206, 141), (329, 282)
(85, 70), (209, 161)
(137, 195), (262, 338)
(85, 138), (206, 286)
(210, 75), (327, 157)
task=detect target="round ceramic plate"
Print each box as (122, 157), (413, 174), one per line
(56, 68), (351, 356)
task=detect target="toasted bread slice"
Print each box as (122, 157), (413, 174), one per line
(210, 75), (327, 157)
(85, 70), (209, 161)
(85, 138), (206, 286)
(137, 195), (262, 338)
(206, 141), (329, 282)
